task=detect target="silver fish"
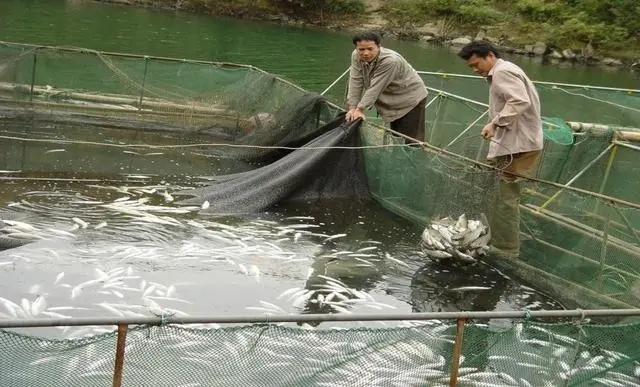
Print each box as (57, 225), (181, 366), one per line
(420, 213), (491, 263)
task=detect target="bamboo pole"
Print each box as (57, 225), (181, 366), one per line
(449, 318), (466, 387)
(616, 131), (640, 142)
(0, 97), (238, 122)
(425, 93), (441, 110)
(0, 82), (230, 115)
(474, 138), (485, 161)
(29, 51), (37, 102)
(520, 230), (640, 282)
(2, 309), (640, 329)
(523, 187), (640, 245)
(112, 323), (128, 387)
(612, 205), (640, 247)
(593, 144), (618, 215)
(416, 70), (640, 94)
(320, 67), (349, 96)
(522, 204), (640, 259)
(597, 217), (612, 292)
(536, 143), (615, 212)
(568, 121), (640, 134)
(0, 101), (243, 134)
(440, 110), (488, 151)
(614, 141), (640, 151)
(138, 56), (149, 111)
(0, 40), (257, 70)
(378, 126), (640, 210)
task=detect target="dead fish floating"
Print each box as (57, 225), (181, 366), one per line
(420, 213), (491, 264)
(0, 218), (41, 251)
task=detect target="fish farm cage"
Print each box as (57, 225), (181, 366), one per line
(0, 41), (640, 386)
(323, 64), (640, 312)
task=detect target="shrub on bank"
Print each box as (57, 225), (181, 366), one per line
(167, 0), (365, 20)
(381, 0), (640, 57)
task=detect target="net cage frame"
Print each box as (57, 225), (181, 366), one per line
(0, 42), (639, 304)
(1, 309), (640, 387)
(1, 41), (640, 309)
(321, 66), (640, 310)
(0, 40), (346, 134)
(1, 42), (640, 387)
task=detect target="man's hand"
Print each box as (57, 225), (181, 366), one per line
(481, 122), (496, 139)
(346, 107), (365, 122)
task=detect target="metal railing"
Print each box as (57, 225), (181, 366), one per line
(318, 66), (640, 95)
(2, 309), (640, 387)
(320, 67), (640, 134)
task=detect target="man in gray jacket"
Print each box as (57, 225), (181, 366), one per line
(458, 41), (544, 258)
(346, 31), (428, 143)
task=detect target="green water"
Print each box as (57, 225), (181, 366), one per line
(2, 0), (639, 98)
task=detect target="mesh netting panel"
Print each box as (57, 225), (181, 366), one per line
(362, 125), (499, 226)
(416, 82), (638, 304)
(1, 320), (640, 386)
(0, 41), (339, 143)
(0, 42), (351, 181)
(516, 183), (640, 308)
(176, 116), (370, 213)
(419, 73), (640, 129)
(361, 92), (640, 310)
(534, 84), (640, 128)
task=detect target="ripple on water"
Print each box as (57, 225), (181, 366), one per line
(0, 167), (564, 339)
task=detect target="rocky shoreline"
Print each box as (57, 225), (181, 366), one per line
(94, 0), (639, 73)
(384, 28), (634, 70)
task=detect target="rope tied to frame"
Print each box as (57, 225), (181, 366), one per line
(572, 308), (591, 338)
(160, 314), (171, 326)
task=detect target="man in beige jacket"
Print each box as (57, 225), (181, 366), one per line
(458, 41), (544, 258)
(346, 31), (428, 143)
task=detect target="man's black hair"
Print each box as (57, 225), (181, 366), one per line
(352, 31), (381, 45)
(457, 41), (502, 60)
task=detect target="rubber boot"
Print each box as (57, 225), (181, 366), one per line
(488, 179), (522, 258)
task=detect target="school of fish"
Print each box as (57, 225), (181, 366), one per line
(420, 213), (491, 264)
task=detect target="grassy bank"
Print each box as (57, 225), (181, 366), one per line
(106, 0), (639, 64)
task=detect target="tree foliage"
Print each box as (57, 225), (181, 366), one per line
(382, 0), (640, 53)
(175, 0), (365, 20)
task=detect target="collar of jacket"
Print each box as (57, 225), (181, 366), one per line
(487, 58), (504, 82)
(362, 55), (380, 68)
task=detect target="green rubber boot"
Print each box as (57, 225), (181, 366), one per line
(488, 179), (522, 258)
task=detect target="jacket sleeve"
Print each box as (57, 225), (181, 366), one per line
(356, 56), (399, 111)
(490, 70), (531, 128)
(346, 51), (363, 107)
